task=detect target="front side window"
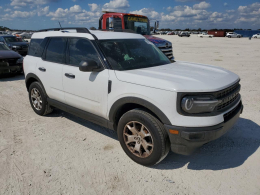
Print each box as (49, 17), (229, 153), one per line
(68, 38), (100, 67)
(45, 37), (67, 64)
(99, 39), (170, 71)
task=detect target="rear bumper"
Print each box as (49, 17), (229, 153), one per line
(164, 101), (243, 155)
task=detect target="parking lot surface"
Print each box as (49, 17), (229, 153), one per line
(0, 35), (259, 195)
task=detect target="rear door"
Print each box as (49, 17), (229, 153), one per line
(36, 37), (67, 103)
(62, 37), (109, 118)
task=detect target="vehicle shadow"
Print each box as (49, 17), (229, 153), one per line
(0, 74), (25, 81)
(152, 118), (260, 170)
(47, 109), (260, 170)
(48, 109), (118, 141)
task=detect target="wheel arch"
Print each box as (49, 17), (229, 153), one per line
(25, 73), (46, 94)
(109, 97), (171, 129)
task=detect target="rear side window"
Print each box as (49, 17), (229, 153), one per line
(28, 39), (43, 56)
(68, 38), (100, 67)
(45, 37), (67, 64)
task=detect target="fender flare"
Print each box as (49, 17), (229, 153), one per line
(109, 97), (171, 125)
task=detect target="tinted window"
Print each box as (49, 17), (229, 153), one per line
(4, 36), (23, 42)
(28, 39), (43, 56)
(68, 38), (100, 67)
(45, 37), (67, 64)
(99, 39), (170, 71)
(0, 43), (9, 50)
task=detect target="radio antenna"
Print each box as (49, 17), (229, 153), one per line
(58, 21), (62, 29)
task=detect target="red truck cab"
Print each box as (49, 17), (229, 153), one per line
(98, 12), (174, 61)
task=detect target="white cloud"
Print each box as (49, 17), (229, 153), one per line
(38, 6), (49, 16)
(4, 9), (12, 12)
(10, 0), (60, 7)
(224, 3), (228, 7)
(88, 3), (98, 11)
(193, 1), (211, 10)
(103, 0), (130, 12)
(10, 10), (35, 18)
(131, 8), (160, 19)
(0, 6), (2, 9)
(69, 5), (82, 13)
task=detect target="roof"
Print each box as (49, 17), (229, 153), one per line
(32, 29), (144, 40)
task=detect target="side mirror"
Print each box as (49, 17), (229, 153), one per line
(79, 60), (103, 72)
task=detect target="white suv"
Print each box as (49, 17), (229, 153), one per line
(226, 32), (242, 38)
(24, 28), (243, 166)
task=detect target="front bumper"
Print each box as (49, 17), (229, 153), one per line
(0, 63), (22, 75)
(164, 101), (243, 155)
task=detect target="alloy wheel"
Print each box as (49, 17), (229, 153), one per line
(30, 88), (42, 110)
(123, 121), (154, 158)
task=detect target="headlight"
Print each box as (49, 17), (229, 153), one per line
(16, 57), (23, 64)
(181, 96), (220, 114)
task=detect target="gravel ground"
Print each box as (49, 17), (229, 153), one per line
(0, 35), (259, 195)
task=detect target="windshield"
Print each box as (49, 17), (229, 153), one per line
(124, 16), (150, 35)
(99, 39), (170, 71)
(0, 44), (10, 50)
(4, 37), (23, 43)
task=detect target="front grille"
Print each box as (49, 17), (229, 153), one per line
(158, 46), (173, 59)
(4, 58), (20, 66)
(215, 82), (241, 111)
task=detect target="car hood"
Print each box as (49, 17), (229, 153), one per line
(114, 61), (240, 92)
(0, 50), (21, 59)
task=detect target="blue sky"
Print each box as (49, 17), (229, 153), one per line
(0, 0), (259, 30)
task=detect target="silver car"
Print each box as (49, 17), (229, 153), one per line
(226, 32), (242, 38)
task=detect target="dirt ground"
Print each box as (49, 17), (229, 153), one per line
(0, 35), (259, 195)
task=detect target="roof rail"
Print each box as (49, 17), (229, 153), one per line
(37, 27), (90, 33)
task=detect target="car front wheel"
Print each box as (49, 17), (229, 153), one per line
(117, 109), (170, 166)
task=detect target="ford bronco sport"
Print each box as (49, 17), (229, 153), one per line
(24, 28), (243, 166)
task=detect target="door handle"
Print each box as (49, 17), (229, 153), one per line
(65, 73), (75, 79)
(38, 67), (46, 72)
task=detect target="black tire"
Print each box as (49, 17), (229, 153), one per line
(228, 36), (231, 38)
(117, 109), (170, 166)
(28, 82), (53, 116)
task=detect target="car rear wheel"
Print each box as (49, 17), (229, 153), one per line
(228, 36), (231, 38)
(29, 82), (53, 116)
(117, 109), (170, 166)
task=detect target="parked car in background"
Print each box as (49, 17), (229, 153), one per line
(0, 42), (23, 75)
(167, 32), (175, 35)
(0, 35), (29, 56)
(252, 33), (260, 39)
(16, 32), (32, 39)
(226, 32), (242, 38)
(198, 32), (214, 38)
(160, 31), (167, 35)
(178, 32), (190, 37)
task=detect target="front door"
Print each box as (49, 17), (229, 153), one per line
(62, 38), (109, 118)
(36, 37), (67, 103)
